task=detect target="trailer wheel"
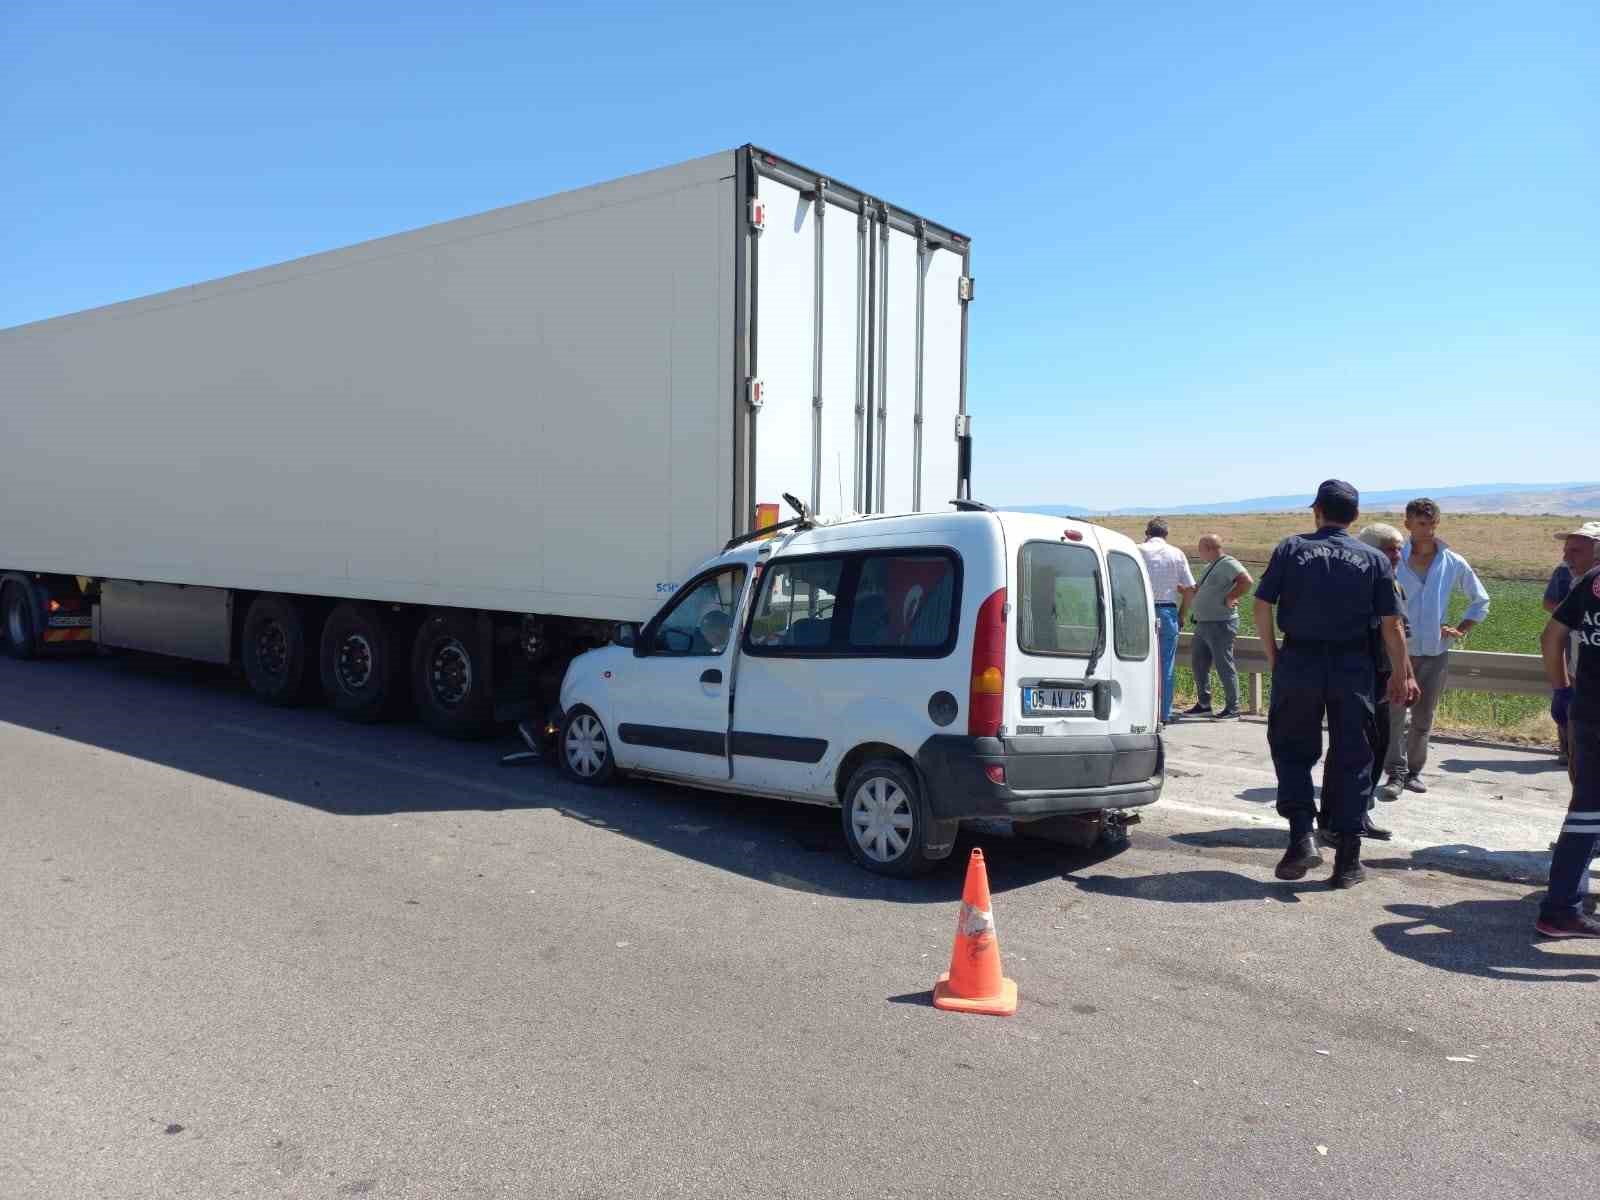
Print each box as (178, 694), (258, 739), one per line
(411, 610), (493, 739)
(2, 583), (39, 660)
(241, 594), (315, 706)
(320, 602), (405, 722)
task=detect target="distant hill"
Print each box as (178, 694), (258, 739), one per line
(1016, 482), (1600, 518)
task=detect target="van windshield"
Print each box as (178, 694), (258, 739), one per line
(1017, 542), (1102, 657)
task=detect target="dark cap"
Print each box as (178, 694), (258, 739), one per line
(1312, 479), (1359, 510)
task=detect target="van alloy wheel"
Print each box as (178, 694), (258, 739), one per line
(850, 776), (915, 864)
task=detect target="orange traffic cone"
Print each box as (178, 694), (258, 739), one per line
(932, 848), (1018, 1016)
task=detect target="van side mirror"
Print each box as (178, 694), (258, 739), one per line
(613, 622), (639, 649)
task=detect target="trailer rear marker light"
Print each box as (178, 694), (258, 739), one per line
(985, 764), (1006, 785)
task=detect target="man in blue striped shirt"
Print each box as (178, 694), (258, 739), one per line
(1376, 498), (1491, 800)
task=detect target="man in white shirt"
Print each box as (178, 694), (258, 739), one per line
(1377, 498), (1491, 799)
(1138, 518), (1196, 725)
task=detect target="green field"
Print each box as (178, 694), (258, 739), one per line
(1171, 574), (1553, 737)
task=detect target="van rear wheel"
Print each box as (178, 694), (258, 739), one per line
(841, 758), (936, 877)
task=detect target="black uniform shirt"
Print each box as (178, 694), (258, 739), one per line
(1553, 565), (1600, 724)
(1255, 526), (1399, 644)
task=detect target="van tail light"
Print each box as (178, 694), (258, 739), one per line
(968, 588), (1007, 737)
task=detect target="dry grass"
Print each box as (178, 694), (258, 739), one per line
(1092, 511), (1575, 580)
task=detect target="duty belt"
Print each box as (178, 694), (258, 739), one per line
(1283, 635), (1369, 654)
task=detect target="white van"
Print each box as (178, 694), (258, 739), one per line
(556, 506), (1164, 875)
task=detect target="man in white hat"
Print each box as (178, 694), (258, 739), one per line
(1546, 522), (1600, 775)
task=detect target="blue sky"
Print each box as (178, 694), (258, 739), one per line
(3, 2), (1594, 509)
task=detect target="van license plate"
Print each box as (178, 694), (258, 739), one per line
(1024, 686), (1091, 714)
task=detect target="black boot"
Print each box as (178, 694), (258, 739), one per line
(1330, 833), (1366, 888)
(1275, 834), (1323, 880)
(1360, 813), (1392, 841)
(1314, 816), (1337, 850)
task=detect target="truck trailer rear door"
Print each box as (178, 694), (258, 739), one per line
(738, 148), (972, 528)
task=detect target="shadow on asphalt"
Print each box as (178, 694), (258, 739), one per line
(1365, 843), (1550, 886)
(1170, 827), (1284, 852)
(0, 653), (1130, 904)
(1373, 896), (1600, 982)
(1235, 787), (1278, 805)
(1172, 826), (1553, 887)
(1065, 868), (1319, 904)
(1435, 756), (1561, 778)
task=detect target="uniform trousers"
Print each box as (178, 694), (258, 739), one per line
(1320, 676), (1389, 821)
(1269, 641), (1375, 838)
(1541, 718), (1599, 921)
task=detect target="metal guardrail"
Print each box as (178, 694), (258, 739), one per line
(1177, 632), (1549, 713)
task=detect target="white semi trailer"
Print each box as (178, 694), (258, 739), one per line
(0, 145), (976, 736)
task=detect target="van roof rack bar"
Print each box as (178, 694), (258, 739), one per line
(950, 499), (994, 512)
(723, 515), (811, 553)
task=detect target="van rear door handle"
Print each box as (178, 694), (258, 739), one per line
(700, 669), (723, 685)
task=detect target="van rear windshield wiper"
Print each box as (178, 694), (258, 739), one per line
(1084, 570), (1107, 677)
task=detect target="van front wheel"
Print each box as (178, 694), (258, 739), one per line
(559, 706), (615, 785)
(841, 758), (936, 877)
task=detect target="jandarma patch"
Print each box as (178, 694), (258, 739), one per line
(1592, 574), (1600, 600)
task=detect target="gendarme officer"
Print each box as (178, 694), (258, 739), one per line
(1253, 480), (1412, 888)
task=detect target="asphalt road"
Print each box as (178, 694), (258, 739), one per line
(3, 652), (1596, 1199)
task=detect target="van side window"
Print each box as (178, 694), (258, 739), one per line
(1017, 542), (1102, 656)
(647, 565), (746, 656)
(849, 553), (957, 651)
(749, 557), (844, 649)
(1108, 551), (1152, 660)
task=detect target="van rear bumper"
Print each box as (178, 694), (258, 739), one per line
(915, 732), (1164, 822)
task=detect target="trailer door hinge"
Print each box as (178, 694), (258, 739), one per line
(958, 275), (975, 302)
(746, 378), (765, 411)
(748, 198), (767, 234)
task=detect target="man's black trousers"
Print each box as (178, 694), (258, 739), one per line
(1320, 675), (1391, 821)
(1269, 642), (1376, 838)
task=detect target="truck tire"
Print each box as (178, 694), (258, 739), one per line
(840, 758), (938, 877)
(411, 609), (493, 739)
(320, 602), (405, 722)
(241, 594), (315, 706)
(3, 583), (39, 660)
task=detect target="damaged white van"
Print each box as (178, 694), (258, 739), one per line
(556, 502), (1164, 876)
